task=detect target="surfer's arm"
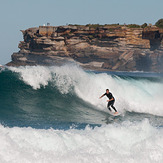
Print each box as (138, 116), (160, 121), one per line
(99, 94), (105, 99)
(107, 98), (114, 102)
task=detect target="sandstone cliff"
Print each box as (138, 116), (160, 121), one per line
(7, 25), (163, 72)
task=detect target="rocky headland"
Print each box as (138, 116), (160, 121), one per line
(7, 24), (163, 72)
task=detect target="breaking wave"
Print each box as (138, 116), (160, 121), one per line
(7, 65), (163, 116)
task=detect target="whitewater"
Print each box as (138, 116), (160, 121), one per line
(0, 65), (163, 163)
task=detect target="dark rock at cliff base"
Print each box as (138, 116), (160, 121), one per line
(7, 25), (163, 72)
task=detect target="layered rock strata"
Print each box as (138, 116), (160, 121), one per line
(7, 25), (163, 72)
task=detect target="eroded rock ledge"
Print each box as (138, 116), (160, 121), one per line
(7, 25), (163, 72)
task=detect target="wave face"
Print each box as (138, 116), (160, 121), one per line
(0, 65), (163, 128)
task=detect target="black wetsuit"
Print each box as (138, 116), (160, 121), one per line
(104, 92), (117, 112)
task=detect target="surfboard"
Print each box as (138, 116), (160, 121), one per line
(107, 110), (120, 116)
(0, 65), (4, 68)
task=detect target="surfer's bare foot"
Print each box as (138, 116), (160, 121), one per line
(114, 112), (118, 114)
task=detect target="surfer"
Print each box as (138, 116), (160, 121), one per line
(99, 89), (118, 114)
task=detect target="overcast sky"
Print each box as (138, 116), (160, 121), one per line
(0, 0), (163, 64)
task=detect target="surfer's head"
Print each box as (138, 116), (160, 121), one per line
(106, 89), (109, 94)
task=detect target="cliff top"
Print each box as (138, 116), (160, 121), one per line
(22, 23), (163, 33)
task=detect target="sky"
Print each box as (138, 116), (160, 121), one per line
(0, 0), (163, 65)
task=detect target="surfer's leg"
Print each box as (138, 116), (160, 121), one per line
(111, 105), (117, 112)
(108, 107), (111, 111)
(107, 102), (112, 111)
(111, 100), (117, 112)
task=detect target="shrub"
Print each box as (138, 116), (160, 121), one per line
(155, 19), (163, 28)
(86, 24), (103, 29)
(127, 24), (141, 28)
(141, 23), (148, 28)
(104, 23), (120, 26)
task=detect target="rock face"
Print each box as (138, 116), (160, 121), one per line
(7, 25), (163, 72)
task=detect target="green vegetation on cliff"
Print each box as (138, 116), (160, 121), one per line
(141, 23), (148, 28)
(67, 21), (163, 30)
(155, 19), (163, 28)
(127, 24), (141, 28)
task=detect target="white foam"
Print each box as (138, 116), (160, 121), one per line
(9, 65), (163, 116)
(0, 120), (162, 163)
(9, 66), (52, 89)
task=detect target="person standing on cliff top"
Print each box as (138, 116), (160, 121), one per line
(99, 89), (118, 114)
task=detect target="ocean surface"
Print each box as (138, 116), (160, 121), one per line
(0, 64), (163, 163)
